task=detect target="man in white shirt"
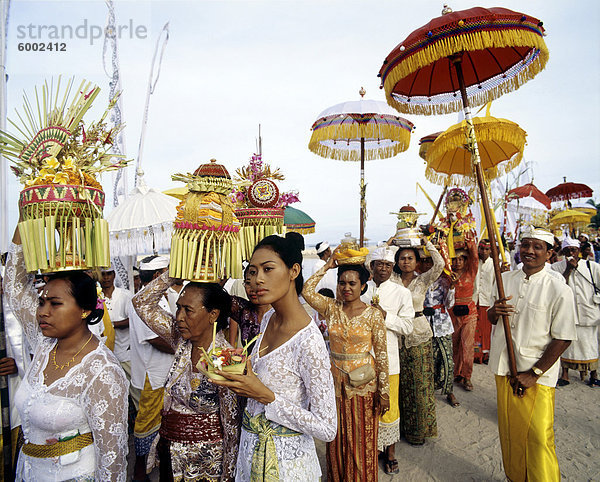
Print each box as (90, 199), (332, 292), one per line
(312, 241), (338, 294)
(100, 266), (133, 382)
(129, 255), (175, 481)
(361, 246), (413, 474)
(474, 239), (494, 364)
(553, 237), (600, 386)
(488, 227), (577, 482)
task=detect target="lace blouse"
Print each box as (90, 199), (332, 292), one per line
(236, 310), (337, 481)
(132, 272), (241, 480)
(392, 241), (444, 348)
(5, 244), (128, 482)
(303, 268), (390, 399)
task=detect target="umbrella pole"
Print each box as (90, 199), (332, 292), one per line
(429, 185), (448, 225)
(360, 137), (365, 247)
(452, 56), (518, 379)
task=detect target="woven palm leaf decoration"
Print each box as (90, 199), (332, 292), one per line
(170, 159), (242, 282)
(0, 77), (129, 272)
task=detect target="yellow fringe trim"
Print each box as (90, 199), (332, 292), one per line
(308, 123), (412, 161)
(424, 116), (526, 186)
(383, 29), (549, 115)
(286, 226), (315, 235)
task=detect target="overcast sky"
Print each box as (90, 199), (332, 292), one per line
(3, 0), (600, 248)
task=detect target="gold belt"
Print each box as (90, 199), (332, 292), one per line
(330, 351), (369, 361)
(22, 432), (93, 458)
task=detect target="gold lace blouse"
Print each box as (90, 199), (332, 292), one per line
(302, 267), (390, 399)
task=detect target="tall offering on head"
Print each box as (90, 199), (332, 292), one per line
(170, 159), (242, 282)
(230, 154), (299, 260)
(438, 188), (476, 258)
(0, 78), (129, 272)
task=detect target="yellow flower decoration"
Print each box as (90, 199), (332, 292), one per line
(63, 156), (77, 170)
(39, 168), (55, 178)
(53, 172), (70, 184)
(25, 178), (35, 187)
(32, 177), (44, 186)
(43, 156), (60, 170)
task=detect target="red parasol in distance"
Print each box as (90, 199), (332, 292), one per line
(508, 183), (552, 209)
(545, 178), (593, 202)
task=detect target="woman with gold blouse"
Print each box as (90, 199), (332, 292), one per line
(303, 256), (389, 482)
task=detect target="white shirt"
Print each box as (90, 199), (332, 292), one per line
(103, 287), (133, 362)
(515, 262), (564, 282)
(362, 279), (414, 375)
(474, 257), (494, 306)
(311, 259), (338, 294)
(128, 295), (174, 390)
(488, 268), (577, 387)
(552, 259), (600, 327)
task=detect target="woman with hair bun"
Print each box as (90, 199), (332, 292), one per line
(5, 228), (129, 481)
(212, 234), (336, 481)
(132, 274), (241, 482)
(303, 256), (389, 482)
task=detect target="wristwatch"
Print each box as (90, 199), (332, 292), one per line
(531, 366), (544, 377)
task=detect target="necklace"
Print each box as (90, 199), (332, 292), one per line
(51, 333), (94, 370)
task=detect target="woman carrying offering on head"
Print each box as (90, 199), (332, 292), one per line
(5, 229), (128, 481)
(392, 237), (444, 445)
(449, 237), (479, 392)
(132, 275), (241, 481)
(211, 235), (337, 481)
(303, 254), (389, 482)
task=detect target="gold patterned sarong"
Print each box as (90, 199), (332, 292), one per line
(242, 410), (301, 482)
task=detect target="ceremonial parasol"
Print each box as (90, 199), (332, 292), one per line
(424, 110), (527, 187)
(548, 209), (592, 227)
(507, 182), (551, 210)
(379, 5), (549, 379)
(545, 178), (593, 202)
(284, 206), (316, 234)
(309, 87), (414, 246)
(107, 171), (180, 256)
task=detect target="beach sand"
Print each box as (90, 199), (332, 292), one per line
(136, 361), (599, 481)
(317, 362), (600, 481)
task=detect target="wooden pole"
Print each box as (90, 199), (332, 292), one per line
(452, 56), (518, 379)
(429, 185), (448, 225)
(359, 137), (365, 247)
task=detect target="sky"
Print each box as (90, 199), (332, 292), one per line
(2, 0), (600, 250)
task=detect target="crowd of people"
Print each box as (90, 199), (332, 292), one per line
(0, 223), (598, 481)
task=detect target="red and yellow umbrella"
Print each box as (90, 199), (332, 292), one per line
(379, 5), (549, 379)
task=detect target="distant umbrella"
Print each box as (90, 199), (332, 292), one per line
(284, 206), (316, 234)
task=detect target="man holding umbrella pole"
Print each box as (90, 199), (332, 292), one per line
(487, 227), (577, 481)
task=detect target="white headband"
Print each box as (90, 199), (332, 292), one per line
(371, 246), (397, 263)
(139, 256), (169, 270)
(561, 237), (580, 249)
(316, 242), (330, 254)
(520, 227), (554, 246)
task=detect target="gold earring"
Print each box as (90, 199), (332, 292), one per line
(82, 313), (87, 319)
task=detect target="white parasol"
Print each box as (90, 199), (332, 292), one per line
(107, 171), (179, 256)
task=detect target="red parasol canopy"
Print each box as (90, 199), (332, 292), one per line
(378, 6), (548, 115)
(545, 180), (593, 202)
(508, 183), (551, 209)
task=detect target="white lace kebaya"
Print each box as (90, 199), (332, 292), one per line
(5, 244), (129, 482)
(235, 310), (337, 481)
